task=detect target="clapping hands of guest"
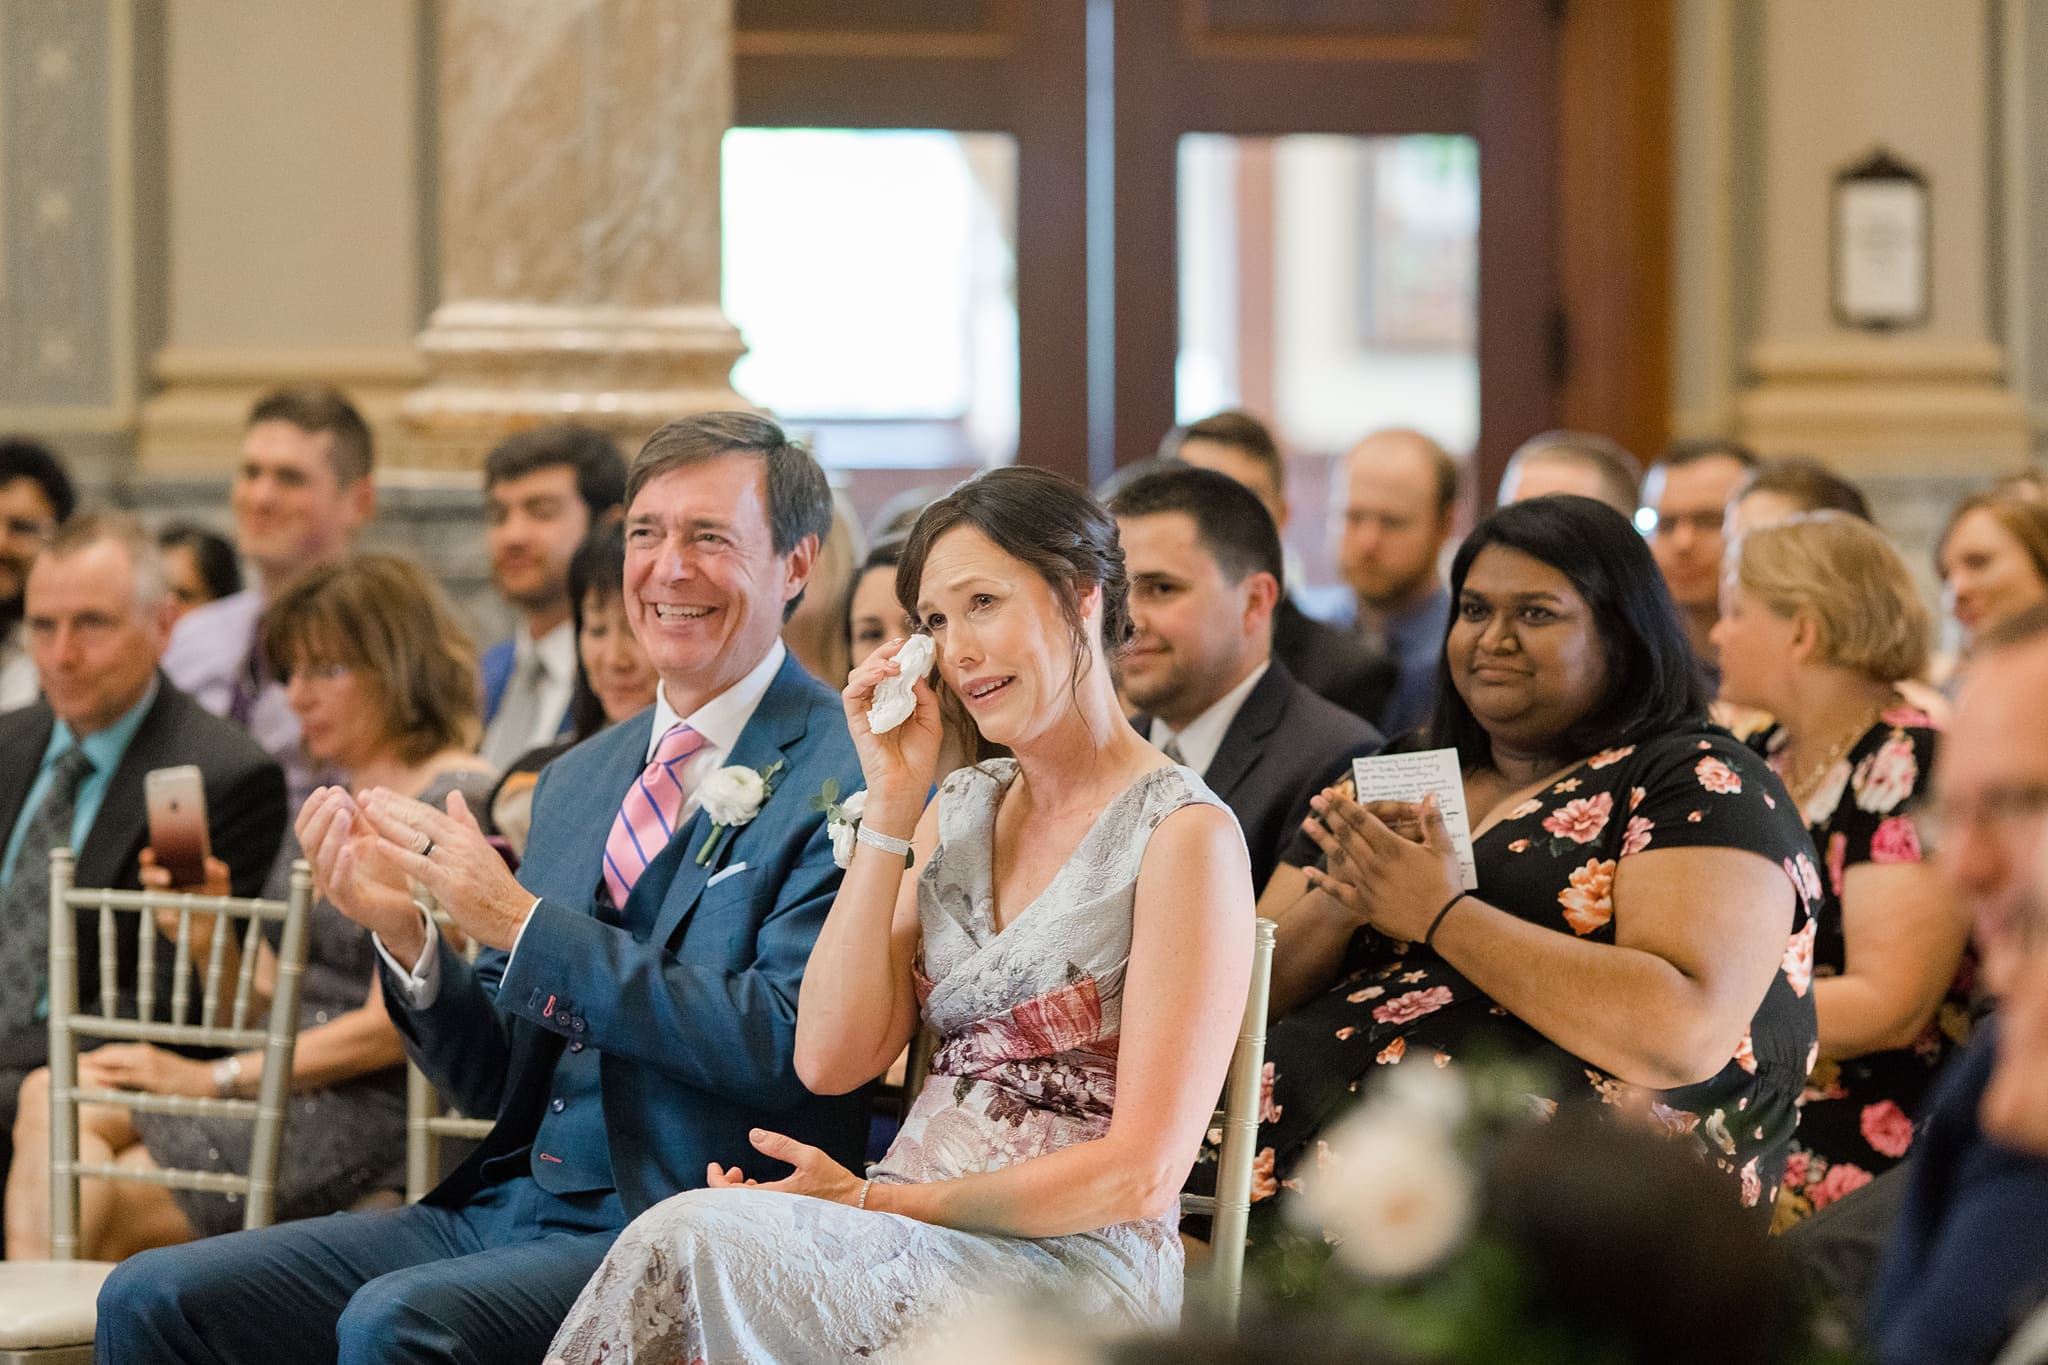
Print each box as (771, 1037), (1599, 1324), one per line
(349, 787), (537, 955)
(295, 787), (428, 957)
(1298, 785), (1465, 945)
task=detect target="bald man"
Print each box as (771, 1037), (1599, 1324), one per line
(1496, 430), (1642, 518)
(1337, 429), (1459, 737)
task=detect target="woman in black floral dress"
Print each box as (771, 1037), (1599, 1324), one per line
(1715, 513), (1971, 1226)
(1217, 497), (1820, 1223)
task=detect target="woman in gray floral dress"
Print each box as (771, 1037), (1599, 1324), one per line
(549, 468), (1254, 1363)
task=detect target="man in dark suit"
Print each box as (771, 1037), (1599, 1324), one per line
(1109, 465), (1383, 892)
(98, 414), (870, 1365)
(0, 512), (284, 1207)
(1164, 411), (1397, 726)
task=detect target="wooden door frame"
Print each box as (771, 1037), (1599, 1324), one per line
(733, 0), (1672, 504)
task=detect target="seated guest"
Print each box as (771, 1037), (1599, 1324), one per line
(1939, 492), (2048, 673)
(1163, 410), (1398, 726)
(1725, 457), (1873, 540)
(1866, 624), (2048, 1364)
(7, 553), (493, 1260)
(1495, 429), (1642, 518)
(478, 424), (627, 770)
(1336, 428), (1460, 738)
(96, 411), (869, 1363)
(0, 513), (282, 1213)
(0, 438), (76, 711)
(1253, 496), (1818, 1218)
(162, 385), (376, 835)
(1713, 514), (1966, 1226)
(784, 489), (866, 688)
(545, 466), (1254, 1362)
(846, 536), (978, 781)
(1639, 439), (1758, 690)
(485, 524), (659, 855)
(156, 523), (242, 625)
(1108, 463), (1382, 889)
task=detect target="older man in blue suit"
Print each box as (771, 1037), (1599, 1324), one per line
(97, 414), (870, 1365)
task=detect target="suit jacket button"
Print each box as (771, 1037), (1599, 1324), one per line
(550, 1097), (566, 1113)
(569, 1040), (584, 1053)
(570, 1017), (586, 1032)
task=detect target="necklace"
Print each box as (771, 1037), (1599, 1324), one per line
(1780, 695), (1893, 809)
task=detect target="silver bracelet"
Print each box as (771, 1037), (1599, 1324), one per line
(855, 823), (914, 866)
(211, 1054), (245, 1098)
(856, 1177), (871, 1210)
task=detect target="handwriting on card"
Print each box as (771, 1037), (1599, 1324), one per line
(1351, 747), (1479, 891)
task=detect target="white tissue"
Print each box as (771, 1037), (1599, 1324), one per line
(867, 633), (935, 734)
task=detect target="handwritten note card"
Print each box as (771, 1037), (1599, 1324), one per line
(1351, 747), (1479, 890)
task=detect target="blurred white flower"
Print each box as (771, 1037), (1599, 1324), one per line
(1377, 1056), (1470, 1131)
(699, 766), (769, 827)
(1293, 1104), (1476, 1279)
(828, 789), (868, 869)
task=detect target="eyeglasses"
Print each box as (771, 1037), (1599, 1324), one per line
(2, 515), (55, 544)
(282, 660), (351, 684)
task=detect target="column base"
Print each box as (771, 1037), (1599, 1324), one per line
(135, 346), (427, 475)
(1735, 339), (2029, 479)
(401, 302), (752, 471)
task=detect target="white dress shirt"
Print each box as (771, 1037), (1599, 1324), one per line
(1148, 661), (1269, 778)
(479, 619), (579, 769)
(378, 640), (789, 1006)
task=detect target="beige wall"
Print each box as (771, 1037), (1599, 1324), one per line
(139, 0), (427, 473)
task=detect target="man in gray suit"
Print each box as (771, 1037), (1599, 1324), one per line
(1110, 464), (1382, 892)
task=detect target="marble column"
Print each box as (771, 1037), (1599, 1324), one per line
(403, 0), (747, 469)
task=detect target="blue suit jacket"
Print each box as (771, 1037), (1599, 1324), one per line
(385, 652), (871, 1217)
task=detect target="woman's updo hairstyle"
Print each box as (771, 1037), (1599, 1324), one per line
(895, 466), (1132, 691)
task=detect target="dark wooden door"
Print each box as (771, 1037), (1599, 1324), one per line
(734, 1), (1648, 499)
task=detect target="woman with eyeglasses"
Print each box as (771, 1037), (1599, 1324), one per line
(1714, 513), (1968, 1227)
(5, 554), (495, 1259)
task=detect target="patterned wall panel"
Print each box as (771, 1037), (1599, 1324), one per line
(0, 0), (124, 418)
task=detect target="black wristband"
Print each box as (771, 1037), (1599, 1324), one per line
(1425, 890), (1471, 950)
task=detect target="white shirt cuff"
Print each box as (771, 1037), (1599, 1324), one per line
(374, 902), (443, 1009)
(501, 896), (543, 977)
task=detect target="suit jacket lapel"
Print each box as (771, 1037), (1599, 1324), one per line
(637, 656), (814, 944)
(0, 708), (53, 858)
(1202, 665), (1290, 800)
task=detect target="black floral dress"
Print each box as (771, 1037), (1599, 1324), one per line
(1751, 705), (1972, 1227)
(1200, 726), (1821, 1223)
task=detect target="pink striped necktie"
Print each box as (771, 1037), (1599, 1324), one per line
(602, 722), (706, 908)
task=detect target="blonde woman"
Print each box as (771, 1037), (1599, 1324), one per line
(1713, 513), (1968, 1226)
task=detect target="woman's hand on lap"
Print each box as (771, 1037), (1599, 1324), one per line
(77, 1043), (212, 1098)
(705, 1129), (866, 1205)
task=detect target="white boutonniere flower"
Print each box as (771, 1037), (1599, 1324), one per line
(822, 786), (867, 869)
(694, 759), (785, 866)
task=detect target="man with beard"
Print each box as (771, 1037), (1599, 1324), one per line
(1337, 428), (1460, 739)
(1109, 463), (1381, 890)
(0, 439), (76, 712)
(477, 425), (627, 769)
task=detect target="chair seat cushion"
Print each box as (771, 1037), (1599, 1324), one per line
(0, 1261), (115, 1349)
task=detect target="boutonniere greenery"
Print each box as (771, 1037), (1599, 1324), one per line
(694, 758), (785, 866)
(815, 773), (913, 871)
(813, 778), (867, 870)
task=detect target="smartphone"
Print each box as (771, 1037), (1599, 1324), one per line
(145, 766), (211, 888)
